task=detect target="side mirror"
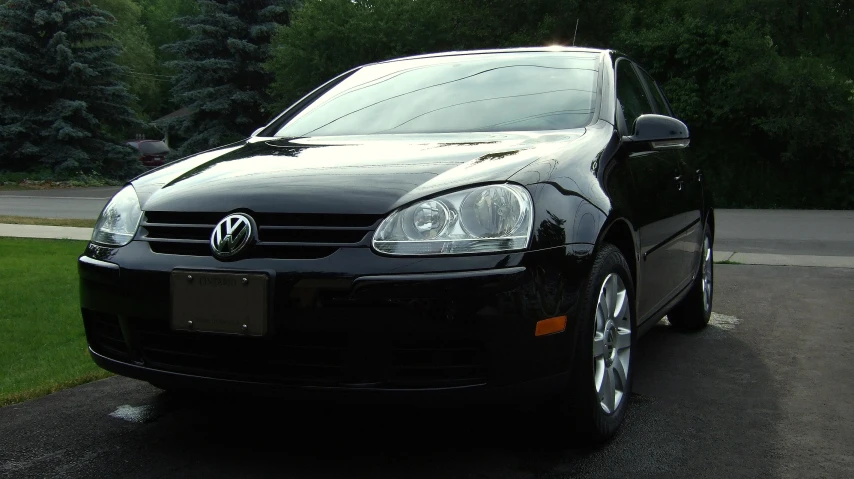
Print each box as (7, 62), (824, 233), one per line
(623, 114), (690, 151)
(250, 127), (265, 138)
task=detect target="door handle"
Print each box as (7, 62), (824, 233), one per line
(674, 175), (684, 191)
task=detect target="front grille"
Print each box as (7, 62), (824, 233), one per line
(83, 310), (131, 360)
(140, 211), (383, 259)
(83, 308), (489, 388)
(129, 320), (487, 389)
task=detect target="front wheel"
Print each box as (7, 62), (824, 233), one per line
(561, 243), (635, 444)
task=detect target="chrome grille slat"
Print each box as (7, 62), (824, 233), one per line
(258, 240), (368, 248)
(142, 222), (215, 229)
(258, 228), (369, 245)
(260, 224), (377, 231)
(144, 237), (209, 244)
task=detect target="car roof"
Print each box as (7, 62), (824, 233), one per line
(376, 47), (609, 65)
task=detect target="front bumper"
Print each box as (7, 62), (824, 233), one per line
(79, 241), (594, 399)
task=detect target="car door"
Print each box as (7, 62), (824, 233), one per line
(636, 67), (705, 291)
(615, 59), (687, 321)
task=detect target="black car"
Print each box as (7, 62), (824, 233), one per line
(80, 47), (714, 443)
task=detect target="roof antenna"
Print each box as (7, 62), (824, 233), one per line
(572, 19), (579, 46)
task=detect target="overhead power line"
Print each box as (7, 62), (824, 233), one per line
(118, 71), (173, 82)
(124, 69), (176, 79)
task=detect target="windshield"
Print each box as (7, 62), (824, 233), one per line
(274, 52), (600, 137)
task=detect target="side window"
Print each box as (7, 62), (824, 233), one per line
(615, 60), (653, 132)
(638, 69), (672, 116)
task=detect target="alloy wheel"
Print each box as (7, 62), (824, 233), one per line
(702, 236), (713, 312)
(593, 273), (631, 414)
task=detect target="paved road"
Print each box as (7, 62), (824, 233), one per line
(0, 187), (118, 219)
(716, 209), (854, 256)
(2, 265), (852, 478)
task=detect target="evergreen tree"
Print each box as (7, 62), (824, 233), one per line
(162, 0), (293, 157)
(0, 0), (142, 177)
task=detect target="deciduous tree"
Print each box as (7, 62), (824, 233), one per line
(93, 0), (160, 119)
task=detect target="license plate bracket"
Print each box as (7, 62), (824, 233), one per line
(170, 270), (269, 336)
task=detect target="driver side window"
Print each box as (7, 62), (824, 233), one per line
(616, 60), (654, 133)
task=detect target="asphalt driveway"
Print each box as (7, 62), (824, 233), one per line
(2, 264), (852, 478)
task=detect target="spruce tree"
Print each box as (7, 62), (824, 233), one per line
(163, 0), (293, 157)
(0, 0), (142, 178)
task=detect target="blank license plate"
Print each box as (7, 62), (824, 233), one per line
(170, 270), (269, 336)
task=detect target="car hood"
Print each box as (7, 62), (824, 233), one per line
(132, 131), (585, 215)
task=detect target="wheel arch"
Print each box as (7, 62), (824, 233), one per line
(595, 217), (639, 291)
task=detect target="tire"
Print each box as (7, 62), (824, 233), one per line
(667, 224), (713, 331)
(561, 243), (635, 444)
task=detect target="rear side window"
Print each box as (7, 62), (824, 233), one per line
(638, 69), (671, 116)
(137, 141), (170, 155)
(615, 60), (653, 131)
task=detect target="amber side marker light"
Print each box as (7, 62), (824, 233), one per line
(535, 316), (567, 336)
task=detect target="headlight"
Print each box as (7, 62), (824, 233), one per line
(91, 185), (143, 246)
(372, 184), (533, 255)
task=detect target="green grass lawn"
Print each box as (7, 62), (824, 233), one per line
(0, 185), (36, 191)
(0, 237), (111, 406)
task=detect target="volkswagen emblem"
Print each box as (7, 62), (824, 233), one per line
(211, 214), (254, 258)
